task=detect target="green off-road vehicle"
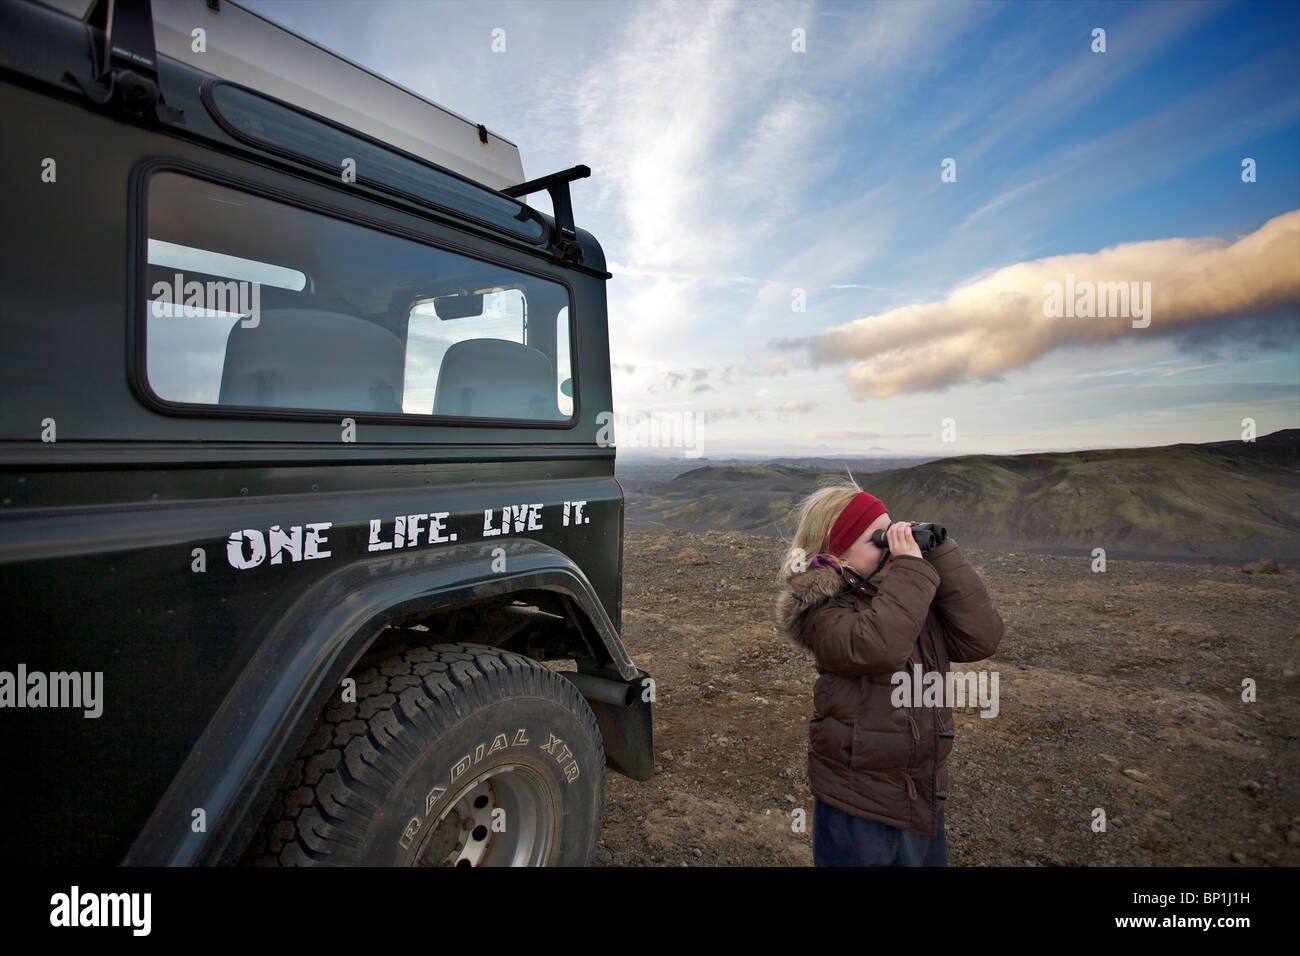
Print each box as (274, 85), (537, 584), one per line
(0, 0), (652, 866)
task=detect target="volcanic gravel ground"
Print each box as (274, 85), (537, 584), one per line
(591, 530), (1300, 867)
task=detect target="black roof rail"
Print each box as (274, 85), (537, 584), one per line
(69, 0), (182, 123)
(502, 165), (591, 265)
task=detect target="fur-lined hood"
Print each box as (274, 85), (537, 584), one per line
(773, 563), (859, 647)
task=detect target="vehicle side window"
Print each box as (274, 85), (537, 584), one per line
(556, 307), (573, 417)
(143, 171), (574, 422)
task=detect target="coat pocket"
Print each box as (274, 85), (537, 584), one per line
(810, 715), (853, 766)
(849, 726), (913, 772)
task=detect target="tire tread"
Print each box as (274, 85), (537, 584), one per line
(241, 642), (605, 866)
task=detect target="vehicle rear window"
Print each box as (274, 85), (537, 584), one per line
(143, 171), (574, 423)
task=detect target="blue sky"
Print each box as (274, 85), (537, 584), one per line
(247, 0), (1300, 456)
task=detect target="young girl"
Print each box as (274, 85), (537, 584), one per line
(774, 480), (1004, 866)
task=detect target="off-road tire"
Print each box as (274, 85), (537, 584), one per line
(242, 642), (605, 866)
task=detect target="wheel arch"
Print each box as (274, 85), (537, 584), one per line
(122, 538), (634, 866)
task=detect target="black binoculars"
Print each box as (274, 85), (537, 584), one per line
(870, 521), (947, 552)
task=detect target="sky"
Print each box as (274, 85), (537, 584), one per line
(245, 0), (1300, 457)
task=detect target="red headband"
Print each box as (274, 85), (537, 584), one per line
(828, 492), (887, 556)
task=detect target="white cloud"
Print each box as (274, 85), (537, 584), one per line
(789, 211), (1300, 398)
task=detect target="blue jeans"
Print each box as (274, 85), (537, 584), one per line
(813, 799), (948, 866)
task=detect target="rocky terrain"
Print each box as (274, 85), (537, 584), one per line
(592, 529), (1300, 866)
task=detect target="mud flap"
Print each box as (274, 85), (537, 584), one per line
(581, 669), (655, 781)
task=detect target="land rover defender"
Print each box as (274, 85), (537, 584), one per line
(0, 0), (651, 866)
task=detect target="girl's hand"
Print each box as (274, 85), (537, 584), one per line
(887, 521), (923, 559)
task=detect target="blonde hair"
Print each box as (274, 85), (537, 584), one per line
(779, 473), (863, 577)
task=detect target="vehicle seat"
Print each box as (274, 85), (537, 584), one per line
(432, 338), (558, 419)
(219, 308), (404, 412)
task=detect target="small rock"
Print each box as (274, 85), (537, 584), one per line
(673, 548), (710, 567)
(1240, 558), (1283, 574)
(1153, 809), (1173, 821)
(784, 794), (796, 804)
(692, 847), (702, 858)
(1286, 829), (1300, 846)
(1122, 768), (1149, 782)
(1230, 850), (1248, 863)
(1242, 780), (1262, 795)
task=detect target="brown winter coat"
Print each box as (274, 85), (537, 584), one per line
(774, 539), (1004, 837)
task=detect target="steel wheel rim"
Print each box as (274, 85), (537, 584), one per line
(414, 763), (556, 867)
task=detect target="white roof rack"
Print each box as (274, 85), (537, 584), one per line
(40, 0), (525, 190)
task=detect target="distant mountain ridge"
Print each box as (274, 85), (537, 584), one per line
(1201, 428), (1300, 446)
(626, 432), (1300, 563)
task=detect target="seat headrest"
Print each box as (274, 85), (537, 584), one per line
(219, 308), (404, 412)
(433, 337), (559, 419)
